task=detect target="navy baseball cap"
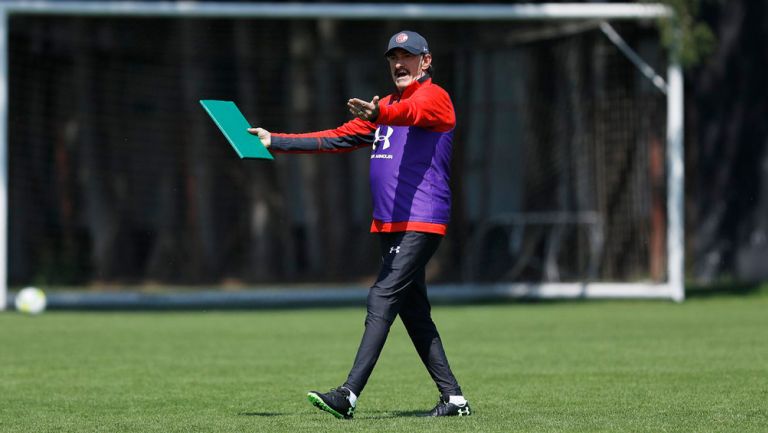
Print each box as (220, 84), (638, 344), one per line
(385, 30), (430, 56)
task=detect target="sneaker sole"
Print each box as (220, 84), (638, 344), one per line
(307, 392), (348, 419)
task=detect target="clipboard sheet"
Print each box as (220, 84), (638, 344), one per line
(200, 100), (274, 160)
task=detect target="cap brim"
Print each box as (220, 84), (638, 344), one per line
(384, 46), (424, 57)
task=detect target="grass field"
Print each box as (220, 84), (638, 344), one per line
(1, 293), (767, 432)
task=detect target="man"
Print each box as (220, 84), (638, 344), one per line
(248, 30), (470, 419)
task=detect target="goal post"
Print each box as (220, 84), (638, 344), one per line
(0, 2), (683, 310)
(0, 9), (7, 311)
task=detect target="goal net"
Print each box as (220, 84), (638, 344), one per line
(0, 2), (683, 308)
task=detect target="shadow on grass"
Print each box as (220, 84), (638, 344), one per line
(238, 412), (285, 417)
(238, 409), (461, 419)
(363, 410), (428, 419)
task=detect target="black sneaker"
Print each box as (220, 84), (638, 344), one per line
(307, 387), (355, 419)
(427, 395), (471, 417)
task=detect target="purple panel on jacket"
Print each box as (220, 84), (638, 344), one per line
(369, 124), (453, 224)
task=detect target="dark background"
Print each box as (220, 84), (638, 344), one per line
(5, 0), (765, 288)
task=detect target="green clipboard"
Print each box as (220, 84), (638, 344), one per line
(199, 100), (274, 160)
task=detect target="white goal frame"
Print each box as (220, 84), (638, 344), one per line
(0, 2), (684, 310)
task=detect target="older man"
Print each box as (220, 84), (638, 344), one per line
(249, 30), (470, 419)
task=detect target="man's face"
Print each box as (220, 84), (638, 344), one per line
(386, 48), (432, 92)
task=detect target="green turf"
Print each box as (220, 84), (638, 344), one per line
(1, 295), (767, 432)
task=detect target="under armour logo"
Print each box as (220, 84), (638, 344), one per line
(373, 126), (393, 151)
(458, 406), (471, 416)
(389, 246), (400, 254)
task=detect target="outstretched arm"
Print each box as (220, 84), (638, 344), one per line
(247, 117), (377, 153)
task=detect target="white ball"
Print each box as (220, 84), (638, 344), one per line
(15, 287), (47, 315)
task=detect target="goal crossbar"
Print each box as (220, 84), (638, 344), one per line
(0, 2), (672, 20)
(0, 2), (683, 310)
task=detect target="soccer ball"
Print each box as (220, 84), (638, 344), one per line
(15, 287), (47, 315)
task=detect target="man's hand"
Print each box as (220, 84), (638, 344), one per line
(247, 127), (271, 147)
(348, 96), (380, 122)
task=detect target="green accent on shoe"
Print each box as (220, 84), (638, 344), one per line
(307, 392), (348, 419)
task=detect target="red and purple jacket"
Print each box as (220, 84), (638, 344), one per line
(270, 75), (455, 236)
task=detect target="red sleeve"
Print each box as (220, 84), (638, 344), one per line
(376, 84), (456, 132)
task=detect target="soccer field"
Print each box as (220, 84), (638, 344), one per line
(1, 295), (766, 432)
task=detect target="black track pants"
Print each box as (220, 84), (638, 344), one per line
(343, 231), (462, 397)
